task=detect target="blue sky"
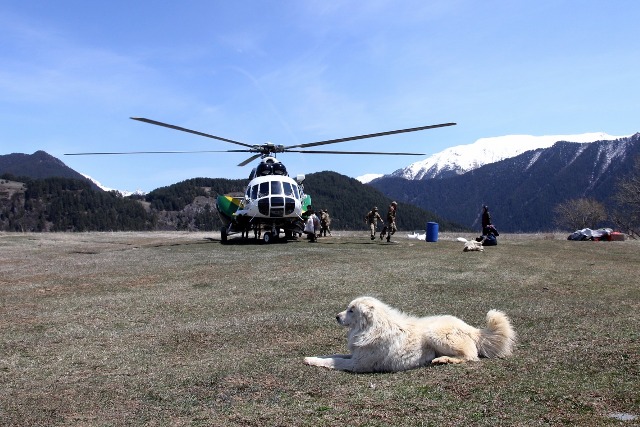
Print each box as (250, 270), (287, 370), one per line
(1, 1), (639, 192)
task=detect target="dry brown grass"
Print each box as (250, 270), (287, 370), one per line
(1, 231), (638, 426)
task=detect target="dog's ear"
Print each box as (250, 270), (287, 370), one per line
(358, 301), (372, 315)
(356, 301), (375, 326)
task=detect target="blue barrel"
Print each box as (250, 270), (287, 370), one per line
(426, 222), (439, 242)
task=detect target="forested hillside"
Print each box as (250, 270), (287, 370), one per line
(1, 172), (464, 232)
(1, 175), (154, 232)
(146, 177), (249, 211)
(302, 171), (462, 231)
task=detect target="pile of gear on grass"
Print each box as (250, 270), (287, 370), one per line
(567, 228), (626, 241)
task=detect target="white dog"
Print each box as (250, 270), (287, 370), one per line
(457, 237), (484, 251)
(304, 296), (516, 373)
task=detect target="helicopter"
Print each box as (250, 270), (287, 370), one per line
(66, 117), (455, 243)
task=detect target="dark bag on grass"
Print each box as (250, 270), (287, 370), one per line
(483, 234), (497, 246)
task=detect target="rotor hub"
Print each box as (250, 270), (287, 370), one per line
(256, 143), (286, 155)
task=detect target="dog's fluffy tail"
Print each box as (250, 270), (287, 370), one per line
(477, 310), (516, 358)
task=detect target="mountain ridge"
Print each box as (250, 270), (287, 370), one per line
(3, 132), (638, 233)
(0, 154), (463, 232)
(388, 132), (630, 181)
(369, 133), (640, 232)
(0, 151), (101, 191)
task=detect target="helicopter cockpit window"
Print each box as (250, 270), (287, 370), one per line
(258, 182), (269, 198)
(250, 184), (258, 200)
(270, 181), (283, 195)
(283, 182), (294, 197)
(293, 185), (300, 199)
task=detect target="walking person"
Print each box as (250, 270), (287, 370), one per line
(364, 206), (383, 241)
(381, 201), (398, 242)
(320, 209), (332, 237)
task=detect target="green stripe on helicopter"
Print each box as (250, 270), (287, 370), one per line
(216, 195), (242, 220)
(301, 194), (312, 215)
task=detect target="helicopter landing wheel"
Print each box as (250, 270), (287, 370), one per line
(262, 232), (272, 244)
(220, 227), (228, 243)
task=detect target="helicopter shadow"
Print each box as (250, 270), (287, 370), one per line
(205, 237), (299, 245)
(304, 237), (396, 246)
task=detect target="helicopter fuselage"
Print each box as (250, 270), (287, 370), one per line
(236, 174), (305, 220)
(216, 158), (311, 242)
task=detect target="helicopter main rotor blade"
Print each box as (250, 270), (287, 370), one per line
(64, 150), (248, 156)
(130, 117), (253, 149)
(286, 150), (426, 155)
(285, 122), (456, 150)
(238, 154), (262, 167)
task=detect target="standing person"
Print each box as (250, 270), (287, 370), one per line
(382, 201), (398, 242)
(304, 207), (320, 242)
(320, 209), (332, 237)
(481, 205), (492, 235)
(364, 206), (383, 241)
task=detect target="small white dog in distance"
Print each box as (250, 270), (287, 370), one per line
(457, 237), (485, 251)
(304, 296), (516, 373)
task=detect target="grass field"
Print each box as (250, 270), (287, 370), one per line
(1, 231), (638, 426)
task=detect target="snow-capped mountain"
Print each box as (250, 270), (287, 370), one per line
(356, 173), (384, 184)
(82, 174), (146, 196)
(389, 132), (629, 180)
(370, 133), (640, 232)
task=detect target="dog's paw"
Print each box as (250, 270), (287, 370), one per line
(431, 356), (466, 365)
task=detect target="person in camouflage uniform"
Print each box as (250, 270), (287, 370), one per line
(380, 201), (398, 242)
(365, 206), (383, 241)
(320, 209), (332, 237)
